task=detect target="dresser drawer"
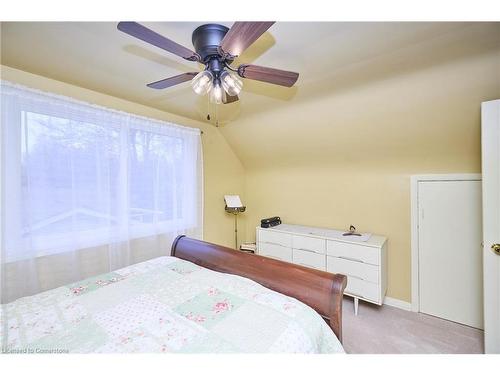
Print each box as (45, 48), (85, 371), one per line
(327, 256), (379, 284)
(292, 235), (325, 254)
(326, 241), (380, 265)
(292, 249), (326, 270)
(258, 242), (292, 262)
(259, 230), (292, 247)
(344, 276), (380, 303)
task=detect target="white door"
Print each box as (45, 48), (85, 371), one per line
(482, 99), (500, 353)
(418, 179), (483, 329)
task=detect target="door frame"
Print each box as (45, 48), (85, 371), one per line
(410, 173), (482, 312)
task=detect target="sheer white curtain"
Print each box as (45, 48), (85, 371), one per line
(0, 81), (203, 303)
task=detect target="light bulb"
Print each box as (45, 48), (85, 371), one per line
(191, 70), (213, 95)
(220, 71), (243, 96)
(210, 79), (223, 104)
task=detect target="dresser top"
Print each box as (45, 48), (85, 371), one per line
(257, 223), (387, 248)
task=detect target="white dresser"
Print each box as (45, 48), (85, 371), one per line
(256, 224), (387, 315)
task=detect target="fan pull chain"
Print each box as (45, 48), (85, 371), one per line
(206, 94), (211, 121)
(205, 96), (218, 127)
(215, 103), (219, 127)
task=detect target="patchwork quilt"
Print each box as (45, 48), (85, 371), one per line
(1, 256), (344, 353)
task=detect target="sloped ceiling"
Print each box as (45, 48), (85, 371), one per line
(2, 22), (500, 168)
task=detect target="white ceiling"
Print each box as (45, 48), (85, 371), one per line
(2, 22), (499, 125)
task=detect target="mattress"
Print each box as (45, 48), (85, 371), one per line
(1, 256), (344, 353)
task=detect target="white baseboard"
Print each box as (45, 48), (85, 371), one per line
(383, 296), (412, 311)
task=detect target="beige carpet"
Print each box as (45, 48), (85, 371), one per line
(341, 297), (484, 354)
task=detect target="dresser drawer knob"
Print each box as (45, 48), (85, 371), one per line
(296, 248), (317, 253)
(339, 256), (365, 263)
(346, 274), (364, 281)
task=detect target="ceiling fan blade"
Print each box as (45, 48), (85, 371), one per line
(223, 91), (239, 104)
(147, 72), (198, 89)
(219, 22), (275, 58)
(117, 22), (200, 62)
(237, 64), (299, 87)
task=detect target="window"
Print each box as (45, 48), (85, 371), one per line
(1, 82), (203, 263)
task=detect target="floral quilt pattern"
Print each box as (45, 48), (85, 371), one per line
(1, 256), (344, 353)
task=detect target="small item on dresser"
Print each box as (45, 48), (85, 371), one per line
(240, 242), (257, 253)
(342, 225), (362, 236)
(261, 218), (281, 228)
(261, 216), (281, 225)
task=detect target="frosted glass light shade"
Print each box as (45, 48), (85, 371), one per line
(191, 70), (213, 95)
(220, 71), (243, 96)
(210, 80), (223, 104)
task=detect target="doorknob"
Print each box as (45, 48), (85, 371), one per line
(492, 244), (500, 255)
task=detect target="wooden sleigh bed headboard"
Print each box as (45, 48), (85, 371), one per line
(171, 235), (347, 342)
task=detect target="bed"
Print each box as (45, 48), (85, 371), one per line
(1, 236), (347, 353)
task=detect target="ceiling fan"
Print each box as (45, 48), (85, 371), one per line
(117, 22), (299, 105)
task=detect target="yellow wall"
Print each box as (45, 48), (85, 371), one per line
(3, 48), (500, 303)
(222, 51), (500, 302)
(0, 65), (246, 249)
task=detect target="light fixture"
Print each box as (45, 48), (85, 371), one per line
(191, 70), (213, 95)
(191, 56), (245, 105)
(210, 79), (223, 104)
(224, 195), (246, 249)
(220, 71), (243, 96)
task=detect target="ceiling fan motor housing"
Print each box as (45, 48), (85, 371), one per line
(192, 23), (230, 63)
